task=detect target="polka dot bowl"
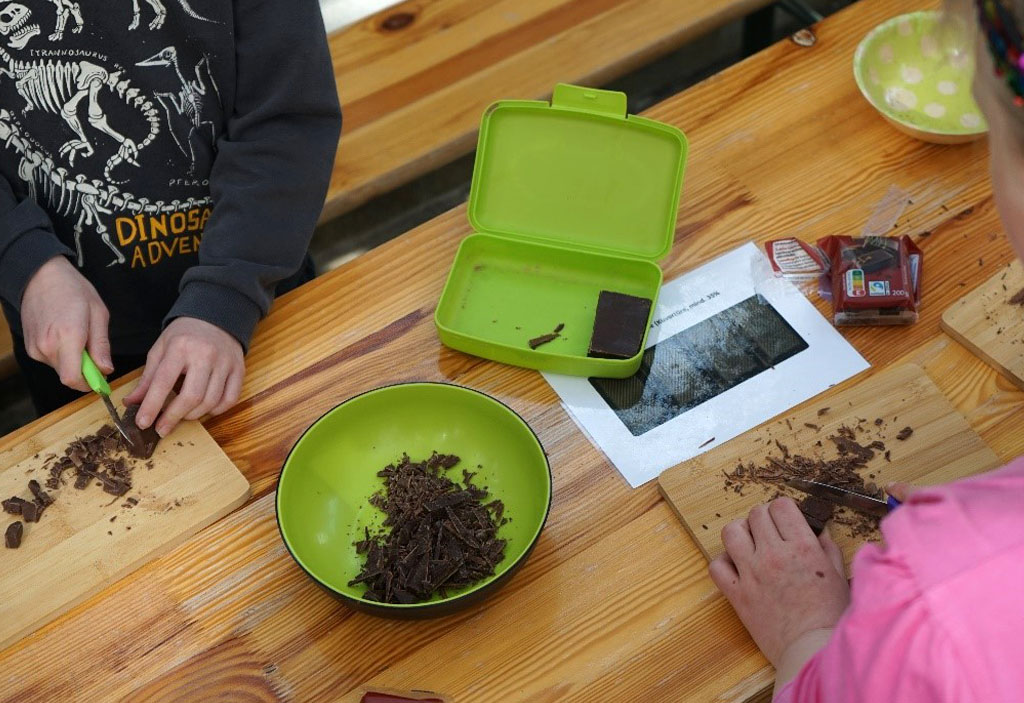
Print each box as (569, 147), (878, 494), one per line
(854, 10), (987, 143)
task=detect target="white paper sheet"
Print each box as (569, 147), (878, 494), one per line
(543, 242), (870, 487)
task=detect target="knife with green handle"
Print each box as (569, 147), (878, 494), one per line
(81, 350), (135, 448)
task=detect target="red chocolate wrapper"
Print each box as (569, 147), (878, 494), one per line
(817, 235), (922, 325)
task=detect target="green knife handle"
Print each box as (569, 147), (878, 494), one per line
(81, 350), (111, 396)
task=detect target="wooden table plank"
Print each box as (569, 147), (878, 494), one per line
(324, 0), (771, 218)
(4, 0), (1024, 700)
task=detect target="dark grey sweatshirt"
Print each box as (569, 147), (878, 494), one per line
(0, 0), (341, 352)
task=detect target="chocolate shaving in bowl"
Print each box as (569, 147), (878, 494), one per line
(349, 452), (508, 604)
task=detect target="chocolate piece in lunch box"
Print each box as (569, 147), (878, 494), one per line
(588, 291), (652, 359)
(528, 322), (564, 350)
(5, 521), (23, 549)
(817, 235), (923, 326)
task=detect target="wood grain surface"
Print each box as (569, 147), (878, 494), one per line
(3, 0), (1024, 701)
(660, 363), (1001, 568)
(941, 259), (1024, 389)
(323, 0), (771, 219)
(0, 383), (250, 652)
(0, 319), (13, 380)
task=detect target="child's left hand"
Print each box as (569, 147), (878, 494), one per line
(124, 317), (245, 437)
(709, 497), (850, 677)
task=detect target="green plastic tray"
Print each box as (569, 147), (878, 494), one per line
(435, 83), (688, 377)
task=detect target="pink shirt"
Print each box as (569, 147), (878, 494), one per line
(776, 457), (1024, 702)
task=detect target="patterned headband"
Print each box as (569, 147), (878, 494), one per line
(978, 0), (1024, 105)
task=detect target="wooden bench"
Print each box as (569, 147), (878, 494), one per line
(323, 0), (775, 221)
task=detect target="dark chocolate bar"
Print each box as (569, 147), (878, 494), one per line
(587, 291), (652, 360)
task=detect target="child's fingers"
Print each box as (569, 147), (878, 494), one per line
(155, 361), (211, 437)
(885, 482), (916, 502)
(747, 503), (781, 549)
(185, 362), (228, 421)
(135, 353), (185, 429)
(86, 303), (113, 373)
(818, 529), (845, 578)
(709, 553), (740, 591)
(210, 364), (244, 416)
(56, 330), (89, 392)
(125, 342), (165, 406)
(722, 518), (755, 567)
(768, 496), (814, 542)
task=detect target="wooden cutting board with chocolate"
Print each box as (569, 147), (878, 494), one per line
(941, 259), (1024, 390)
(0, 384), (249, 651)
(658, 364), (999, 568)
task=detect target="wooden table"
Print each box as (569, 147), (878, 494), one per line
(4, 0), (1023, 700)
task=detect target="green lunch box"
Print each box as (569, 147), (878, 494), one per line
(435, 83), (688, 378)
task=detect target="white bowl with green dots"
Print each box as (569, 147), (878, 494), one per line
(854, 10), (987, 144)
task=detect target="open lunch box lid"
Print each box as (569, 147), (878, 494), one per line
(435, 84), (689, 378)
(468, 83), (687, 260)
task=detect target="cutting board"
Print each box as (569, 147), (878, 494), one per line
(941, 260), (1024, 390)
(659, 364), (999, 568)
(0, 384), (250, 651)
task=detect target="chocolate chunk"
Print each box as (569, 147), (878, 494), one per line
(5, 522), (23, 549)
(817, 407), (830, 416)
(798, 496), (834, 535)
(20, 500), (38, 523)
(28, 480), (52, 508)
(1010, 287), (1024, 306)
(896, 426), (913, 441)
(587, 291), (652, 360)
(120, 404), (161, 459)
(3, 497), (28, 515)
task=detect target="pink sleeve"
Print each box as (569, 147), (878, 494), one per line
(773, 543), (976, 702)
(772, 457), (1024, 702)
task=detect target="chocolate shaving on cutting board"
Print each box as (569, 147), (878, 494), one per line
(349, 452), (507, 604)
(723, 421), (908, 538)
(3, 413), (160, 549)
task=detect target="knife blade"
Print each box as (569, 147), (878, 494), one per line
(100, 393), (135, 447)
(785, 478), (899, 517)
(82, 351), (136, 449)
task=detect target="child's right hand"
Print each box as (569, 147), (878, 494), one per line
(885, 482), (918, 502)
(20, 256), (113, 392)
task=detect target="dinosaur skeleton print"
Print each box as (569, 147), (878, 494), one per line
(0, 0), (224, 269)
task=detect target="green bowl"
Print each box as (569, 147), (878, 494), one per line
(276, 383), (552, 617)
(854, 11), (987, 143)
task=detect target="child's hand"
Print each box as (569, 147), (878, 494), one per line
(885, 482), (917, 502)
(709, 497), (850, 672)
(21, 256), (113, 391)
(125, 317), (244, 437)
